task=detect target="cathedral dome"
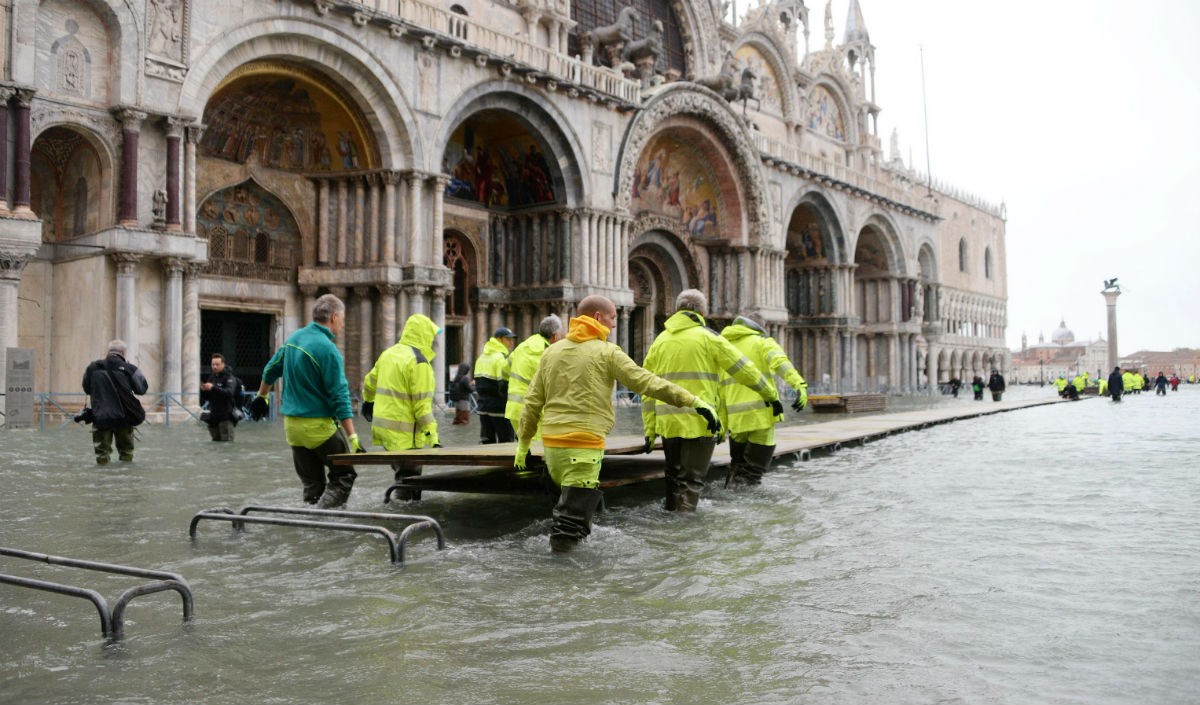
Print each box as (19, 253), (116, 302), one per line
(1050, 319), (1075, 345)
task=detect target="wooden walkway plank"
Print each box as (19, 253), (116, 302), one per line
(328, 396), (1065, 496)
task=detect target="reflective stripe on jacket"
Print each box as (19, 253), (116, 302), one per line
(642, 311), (777, 439)
(363, 314), (440, 450)
(504, 333), (552, 426)
(719, 319), (806, 434)
(473, 337), (511, 414)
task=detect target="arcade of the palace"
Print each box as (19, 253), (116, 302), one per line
(0, 0), (1008, 411)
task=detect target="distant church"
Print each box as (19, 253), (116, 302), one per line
(0, 0), (1007, 414)
(1011, 320), (1107, 383)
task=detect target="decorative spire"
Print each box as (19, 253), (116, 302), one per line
(843, 0), (870, 45)
(823, 0), (834, 49)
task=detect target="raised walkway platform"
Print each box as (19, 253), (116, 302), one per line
(330, 396), (1062, 496)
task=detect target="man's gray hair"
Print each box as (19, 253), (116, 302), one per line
(675, 288), (708, 315)
(107, 339), (127, 356)
(538, 315), (564, 338)
(312, 293), (345, 323)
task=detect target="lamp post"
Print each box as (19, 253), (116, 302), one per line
(1040, 359), (1044, 386)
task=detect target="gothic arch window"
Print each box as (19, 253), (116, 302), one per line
(443, 233), (473, 317)
(959, 238), (968, 273)
(571, 0), (686, 75)
(984, 246), (993, 279)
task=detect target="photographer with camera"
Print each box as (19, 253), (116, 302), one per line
(80, 339), (148, 465)
(200, 352), (243, 442)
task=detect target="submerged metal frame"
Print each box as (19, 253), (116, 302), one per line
(0, 546), (195, 641)
(189, 506), (445, 565)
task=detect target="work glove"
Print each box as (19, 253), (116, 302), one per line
(767, 399), (784, 417)
(791, 389), (808, 412)
(643, 436), (655, 454)
(349, 433), (366, 453)
(361, 401), (374, 422)
(514, 442), (530, 470)
(249, 394), (269, 421)
(692, 399), (721, 435)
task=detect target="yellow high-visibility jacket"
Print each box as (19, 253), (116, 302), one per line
(473, 338), (511, 416)
(518, 315), (697, 449)
(505, 333), (552, 429)
(719, 318), (807, 434)
(642, 310), (777, 439)
(1055, 376), (1069, 392)
(362, 314), (439, 450)
(1122, 371), (1135, 391)
(1072, 374), (1086, 392)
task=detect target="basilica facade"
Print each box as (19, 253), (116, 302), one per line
(0, 0), (1008, 411)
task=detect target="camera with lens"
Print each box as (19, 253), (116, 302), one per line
(73, 407), (95, 424)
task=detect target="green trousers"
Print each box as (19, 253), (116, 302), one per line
(93, 428), (135, 464)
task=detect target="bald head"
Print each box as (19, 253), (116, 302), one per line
(577, 295), (616, 320)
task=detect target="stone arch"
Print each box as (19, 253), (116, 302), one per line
(15, 0), (137, 102)
(438, 84), (587, 207)
(805, 79), (856, 145)
(178, 18), (419, 169)
(854, 213), (907, 276)
(30, 124), (116, 240)
(196, 178), (302, 283)
(783, 190), (847, 319)
(731, 34), (798, 121)
(917, 241), (939, 324)
(628, 228), (696, 361)
(617, 85), (769, 242)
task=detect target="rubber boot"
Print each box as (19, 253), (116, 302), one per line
(453, 409), (470, 425)
(664, 438), (714, 512)
(391, 464), (423, 502)
(725, 439), (749, 487)
(316, 467), (356, 509)
(740, 443), (776, 486)
(549, 486), (603, 553)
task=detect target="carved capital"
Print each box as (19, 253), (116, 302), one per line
(113, 107), (148, 132)
(13, 88), (35, 107)
(0, 250), (34, 278)
(376, 284), (401, 297)
(186, 122), (206, 144)
(163, 257), (186, 275)
(165, 116), (191, 139)
(299, 284), (321, 297)
(111, 252), (142, 273)
(0, 86), (17, 104)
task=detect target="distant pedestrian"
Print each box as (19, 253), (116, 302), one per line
(201, 352), (243, 441)
(948, 377), (962, 397)
(987, 370), (1006, 401)
(81, 339), (148, 464)
(1107, 366), (1124, 402)
(474, 327), (517, 443)
(448, 362), (474, 425)
(1154, 371), (1168, 396)
(971, 375), (985, 401)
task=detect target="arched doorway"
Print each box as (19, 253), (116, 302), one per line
(30, 125), (113, 241)
(627, 230), (694, 362)
(442, 231), (478, 366)
(784, 195), (846, 391)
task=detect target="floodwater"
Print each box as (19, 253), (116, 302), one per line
(1, 386), (1198, 704)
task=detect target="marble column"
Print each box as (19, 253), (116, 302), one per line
(315, 180), (329, 265)
(0, 87), (13, 212)
(366, 175), (380, 264)
(300, 286), (319, 327)
(584, 211), (596, 285)
(619, 307), (630, 350)
(327, 287), (347, 357)
(488, 305), (500, 337)
(336, 180), (348, 264)
(926, 342), (939, 389)
(376, 284), (398, 352)
(383, 172), (400, 262)
(353, 178), (365, 264)
(114, 108), (146, 225)
(407, 173), (423, 264)
(432, 175), (449, 268)
(430, 288), (447, 402)
(162, 258), (184, 395)
(165, 118), (185, 231)
(182, 264), (201, 406)
(356, 286), (375, 387)
(475, 304), (490, 361)
(11, 89), (34, 213)
(184, 123), (202, 234)
(113, 253), (141, 354)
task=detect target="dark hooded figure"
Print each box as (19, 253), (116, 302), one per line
(1154, 371), (1168, 396)
(449, 362), (474, 425)
(1107, 366), (1124, 402)
(987, 370), (1006, 402)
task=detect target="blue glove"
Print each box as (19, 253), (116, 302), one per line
(249, 395), (269, 421)
(361, 401), (374, 422)
(514, 443), (530, 470)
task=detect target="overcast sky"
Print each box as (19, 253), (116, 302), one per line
(814, 0), (1200, 355)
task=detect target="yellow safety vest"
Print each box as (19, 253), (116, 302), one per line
(505, 333), (552, 430)
(642, 311), (777, 439)
(362, 314), (439, 450)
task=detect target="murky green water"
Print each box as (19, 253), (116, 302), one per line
(2, 387), (1198, 704)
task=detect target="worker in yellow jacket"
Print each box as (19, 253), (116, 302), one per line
(474, 327), (516, 443)
(505, 315), (564, 440)
(515, 295), (716, 552)
(719, 314), (808, 486)
(362, 313), (440, 499)
(642, 289), (780, 512)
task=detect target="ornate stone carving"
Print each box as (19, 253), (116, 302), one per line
(145, 58), (187, 83)
(616, 86), (771, 239)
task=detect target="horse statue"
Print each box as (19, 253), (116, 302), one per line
(622, 19), (663, 83)
(581, 5), (638, 66)
(731, 66), (760, 114)
(694, 52), (737, 96)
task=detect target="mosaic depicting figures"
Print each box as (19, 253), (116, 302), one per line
(443, 114), (557, 209)
(734, 45), (782, 115)
(632, 134), (723, 239)
(200, 69), (371, 173)
(808, 85), (846, 141)
(197, 180), (300, 282)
